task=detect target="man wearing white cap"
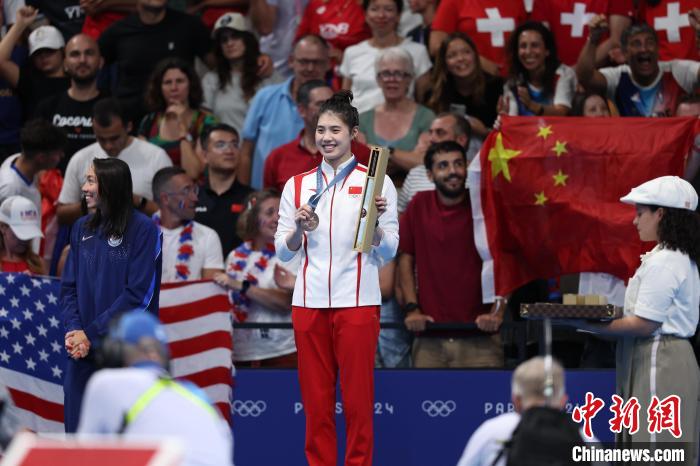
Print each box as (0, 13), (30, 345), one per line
(0, 195), (44, 274)
(569, 176), (700, 465)
(0, 6), (69, 116)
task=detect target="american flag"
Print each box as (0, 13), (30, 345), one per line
(0, 273), (65, 433)
(159, 280), (234, 423)
(0, 274), (234, 433)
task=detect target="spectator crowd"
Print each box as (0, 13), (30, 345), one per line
(1, 0), (700, 374)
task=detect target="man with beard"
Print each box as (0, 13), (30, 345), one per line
(98, 0), (210, 124)
(397, 112), (471, 212)
(152, 166), (224, 283)
(398, 141), (505, 368)
(36, 34), (107, 173)
(576, 19), (700, 117)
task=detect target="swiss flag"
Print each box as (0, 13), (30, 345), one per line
(469, 116), (699, 299)
(640, 0), (700, 61)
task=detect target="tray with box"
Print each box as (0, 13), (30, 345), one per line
(520, 294), (623, 320)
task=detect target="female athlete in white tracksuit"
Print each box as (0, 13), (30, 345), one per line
(275, 91), (398, 466)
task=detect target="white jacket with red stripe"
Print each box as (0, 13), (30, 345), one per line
(275, 156), (399, 308)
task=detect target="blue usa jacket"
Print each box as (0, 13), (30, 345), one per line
(60, 210), (162, 343)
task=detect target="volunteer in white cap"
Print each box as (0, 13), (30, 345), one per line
(570, 176), (700, 464)
(0, 195), (45, 274)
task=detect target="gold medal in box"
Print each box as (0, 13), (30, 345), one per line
(353, 146), (389, 253)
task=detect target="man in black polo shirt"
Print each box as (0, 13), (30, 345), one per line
(195, 124), (252, 257)
(98, 0), (210, 123)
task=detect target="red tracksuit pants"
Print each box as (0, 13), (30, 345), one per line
(292, 305), (380, 466)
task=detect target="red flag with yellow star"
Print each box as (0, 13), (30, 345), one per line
(469, 116), (699, 300)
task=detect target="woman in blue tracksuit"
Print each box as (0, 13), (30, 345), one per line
(60, 157), (162, 432)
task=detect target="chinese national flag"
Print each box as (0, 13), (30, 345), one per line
(469, 116), (699, 300)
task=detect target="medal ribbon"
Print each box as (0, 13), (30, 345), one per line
(308, 159), (357, 210)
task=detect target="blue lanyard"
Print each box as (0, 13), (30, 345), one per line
(309, 158), (357, 210)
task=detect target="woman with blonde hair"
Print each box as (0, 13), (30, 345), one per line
(214, 189), (298, 367)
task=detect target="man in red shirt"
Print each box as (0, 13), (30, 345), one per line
(399, 140), (504, 368)
(263, 80), (370, 192)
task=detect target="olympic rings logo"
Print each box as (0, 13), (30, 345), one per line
(421, 400), (457, 417)
(233, 400), (267, 417)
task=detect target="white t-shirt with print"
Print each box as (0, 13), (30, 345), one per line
(58, 138), (172, 205)
(160, 221), (224, 283)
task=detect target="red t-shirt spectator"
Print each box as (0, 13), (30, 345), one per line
(295, 0), (371, 51)
(399, 191), (489, 325)
(264, 131), (370, 192)
(639, 0), (700, 61)
(432, 0), (528, 75)
(532, 0), (635, 66)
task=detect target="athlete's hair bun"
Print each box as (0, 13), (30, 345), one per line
(329, 90), (353, 105)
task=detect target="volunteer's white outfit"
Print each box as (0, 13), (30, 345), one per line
(78, 365), (233, 466)
(160, 221), (224, 283)
(274, 155), (398, 466)
(615, 245), (700, 464)
(58, 139), (172, 205)
(612, 176), (700, 466)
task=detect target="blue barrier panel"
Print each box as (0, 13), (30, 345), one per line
(233, 369), (616, 466)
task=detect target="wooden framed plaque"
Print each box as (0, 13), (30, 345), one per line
(353, 145), (390, 253)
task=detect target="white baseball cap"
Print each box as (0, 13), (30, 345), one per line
(0, 196), (43, 241)
(28, 25), (65, 56)
(620, 176), (698, 211)
(213, 12), (247, 35)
